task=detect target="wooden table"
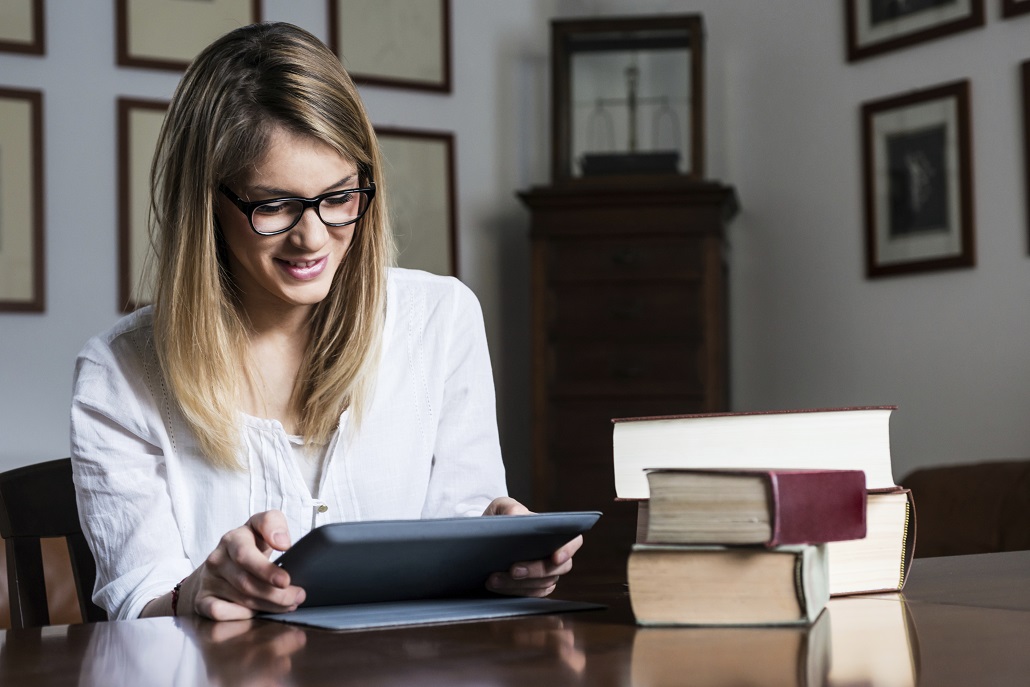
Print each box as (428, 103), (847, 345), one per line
(0, 551), (1027, 686)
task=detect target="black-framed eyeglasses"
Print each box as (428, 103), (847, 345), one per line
(218, 182), (376, 236)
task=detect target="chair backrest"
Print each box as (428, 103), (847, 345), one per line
(0, 458), (107, 628)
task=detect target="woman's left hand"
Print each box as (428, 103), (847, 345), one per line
(481, 497), (583, 597)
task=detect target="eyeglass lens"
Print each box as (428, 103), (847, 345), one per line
(252, 191), (369, 233)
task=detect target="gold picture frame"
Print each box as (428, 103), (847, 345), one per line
(116, 0), (260, 71)
(329, 0), (452, 93)
(0, 0), (44, 55)
(0, 87), (44, 312)
(376, 127), (457, 277)
(117, 98), (167, 312)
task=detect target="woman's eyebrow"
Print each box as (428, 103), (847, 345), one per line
(249, 173), (359, 198)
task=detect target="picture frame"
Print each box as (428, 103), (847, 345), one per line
(117, 98), (168, 312)
(862, 80), (975, 278)
(1003, 0), (1030, 17)
(329, 0), (452, 93)
(0, 87), (44, 311)
(1023, 60), (1030, 252)
(0, 0), (44, 55)
(375, 127), (457, 277)
(115, 0), (260, 71)
(845, 0), (984, 62)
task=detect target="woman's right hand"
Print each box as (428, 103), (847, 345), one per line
(174, 510), (306, 620)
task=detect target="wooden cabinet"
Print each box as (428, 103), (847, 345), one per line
(519, 179), (738, 579)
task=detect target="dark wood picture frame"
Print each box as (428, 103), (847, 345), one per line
(117, 97), (168, 312)
(0, 87), (44, 312)
(115, 0), (261, 71)
(845, 0), (984, 62)
(1023, 61), (1030, 253)
(0, 0), (45, 55)
(862, 80), (975, 278)
(329, 0), (452, 93)
(1002, 0), (1030, 17)
(375, 126), (458, 277)
(550, 14), (705, 186)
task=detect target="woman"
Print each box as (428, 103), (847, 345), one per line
(70, 22), (580, 621)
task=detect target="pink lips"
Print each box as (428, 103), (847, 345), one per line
(277, 256), (328, 281)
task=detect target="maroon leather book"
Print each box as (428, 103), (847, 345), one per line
(644, 468), (868, 546)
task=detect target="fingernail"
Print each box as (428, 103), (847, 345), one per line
(556, 551), (569, 565)
(512, 566), (528, 579)
(274, 572), (289, 587)
(272, 531), (290, 549)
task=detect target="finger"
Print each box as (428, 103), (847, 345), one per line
(217, 528), (292, 589)
(482, 497), (533, 517)
(551, 535), (584, 566)
(508, 555), (574, 580)
(202, 576), (306, 614)
(247, 510), (292, 553)
(487, 573), (559, 598)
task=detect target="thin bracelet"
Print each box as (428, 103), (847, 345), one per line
(171, 578), (187, 616)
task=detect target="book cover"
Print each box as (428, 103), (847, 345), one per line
(627, 544), (829, 626)
(612, 406), (897, 498)
(644, 468), (867, 546)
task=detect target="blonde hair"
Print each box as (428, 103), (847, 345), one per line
(150, 22), (393, 469)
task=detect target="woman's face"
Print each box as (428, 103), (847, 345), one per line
(215, 125), (360, 321)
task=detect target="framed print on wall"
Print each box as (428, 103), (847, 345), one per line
(0, 87), (44, 311)
(329, 0), (452, 93)
(0, 0), (44, 55)
(1023, 60), (1030, 252)
(862, 80), (974, 278)
(118, 98), (168, 312)
(1002, 0), (1030, 17)
(375, 127), (457, 277)
(845, 0), (985, 62)
(116, 0), (261, 71)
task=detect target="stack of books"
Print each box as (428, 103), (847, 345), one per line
(628, 467), (866, 626)
(614, 407), (916, 600)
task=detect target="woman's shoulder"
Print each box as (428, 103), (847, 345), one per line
(387, 267), (480, 310)
(77, 306), (156, 365)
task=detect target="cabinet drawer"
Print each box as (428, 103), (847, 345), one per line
(547, 237), (705, 281)
(549, 341), (704, 394)
(548, 282), (703, 340)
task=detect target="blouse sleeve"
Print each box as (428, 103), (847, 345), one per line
(420, 279), (508, 519)
(70, 327), (194, 620)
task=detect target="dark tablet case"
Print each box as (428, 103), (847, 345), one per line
(272, 511), (602, 608)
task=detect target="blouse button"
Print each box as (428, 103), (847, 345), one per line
(317, 504), (329, 513)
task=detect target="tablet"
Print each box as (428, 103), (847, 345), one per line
(274, 511), (601, 608)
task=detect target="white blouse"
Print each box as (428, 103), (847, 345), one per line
(70, 269), (508, 620)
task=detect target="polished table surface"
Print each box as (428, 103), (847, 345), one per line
(1, 550), (1028, 686)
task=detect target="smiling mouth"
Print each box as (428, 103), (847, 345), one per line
(276, 255), (329, 280)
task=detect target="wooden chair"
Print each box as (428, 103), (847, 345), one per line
(0, 458), (107, 628)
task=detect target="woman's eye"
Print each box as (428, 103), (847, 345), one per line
(255, 201), (292, 216)
(322, 193), (354, 208)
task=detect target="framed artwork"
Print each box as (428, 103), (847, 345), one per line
(862, 81), (974, 278)
(1023, 61), (1030, 252)
(1003, 0), (1030, 17)
(118, 98), (168, 312)
(0, 0), (44, 55)
(0, 87), (44, 311)
(375, 127), (457, 277)
(845, 0), (984, 62)
(329, 0), (452, 93)
(116, 0), (260, 71)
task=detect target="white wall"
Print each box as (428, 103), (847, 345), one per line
(2, 0), (1029, 495)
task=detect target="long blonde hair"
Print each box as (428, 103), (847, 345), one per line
(150, 22), (393, 469)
